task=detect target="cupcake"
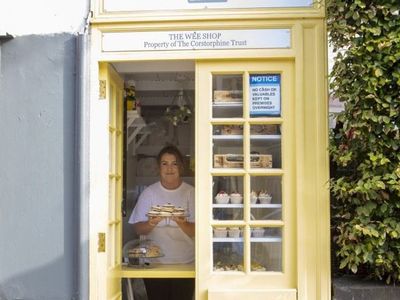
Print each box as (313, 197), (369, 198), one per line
(172, 206), (186, 216)
(147, 210), (160, 217)
(213, 227), (228, 238)
(159, 211), (172, 217)
(161, 203), (175, 212)
(215, 191), (230, 204)
(258, 191), (272, 204)
(230, 192), (243, 204)
(252, 227), (265, 238)
(250, 190), (258, 204)
(228, 227), (241, 238)
(151, 205), (162, 212)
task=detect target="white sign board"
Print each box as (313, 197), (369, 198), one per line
(104, 0), (313, 11)
(103, 29), (291, 52)
(249, 74), (281, 117)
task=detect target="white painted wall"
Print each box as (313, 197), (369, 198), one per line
(0, 0), (89, 36)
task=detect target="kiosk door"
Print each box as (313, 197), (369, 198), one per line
(92, 63), (124, 300)
(196, 60), (296, 300)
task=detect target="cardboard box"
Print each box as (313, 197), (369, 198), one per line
(213, 90), (243, 102)
(221, 125), (243, 135)
(214, 154), (272, 168)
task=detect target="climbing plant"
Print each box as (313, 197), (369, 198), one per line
(327, 0), (400, 283)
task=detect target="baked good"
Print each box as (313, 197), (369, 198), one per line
(172, 211), (185, 216)
(147, 210), (161, 216)
(147, 203), (187, 217)
(230, 192), (243, 204)
(151, 205), (162, 212)
(128, 244), (162, 258)
(215, 191), (230, 204)
(146, 245), (162, 257)
(250, 190), (258, 204)
(258, 191), (272, 204)
(159, 211), (172, 217)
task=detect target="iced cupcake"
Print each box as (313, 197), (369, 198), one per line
(228, 227), (241, 238)
(252, 227), (265, 238)
(215, 191), (230, 204)
(230, 192), (243, 204)
(213, 227), (228, 238)
(250, 190), (258, 204)
(258, 191), (272, 204)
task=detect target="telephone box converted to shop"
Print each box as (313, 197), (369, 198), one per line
(88, 1), (330, 299)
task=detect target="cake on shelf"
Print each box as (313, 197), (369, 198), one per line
(128, 240), (163, 258)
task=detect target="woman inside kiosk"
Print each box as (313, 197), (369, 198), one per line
(128, 145), (195, 300)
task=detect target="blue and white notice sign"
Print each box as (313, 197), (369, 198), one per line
(249, 74), (281, 117)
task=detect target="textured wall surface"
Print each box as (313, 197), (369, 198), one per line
(333, 276), (400, 300)
(0, 34), (79, 300)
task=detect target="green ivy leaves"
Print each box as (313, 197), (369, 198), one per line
(328, 0), (400, 284)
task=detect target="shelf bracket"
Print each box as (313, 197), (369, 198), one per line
(126, 111), (156, 156)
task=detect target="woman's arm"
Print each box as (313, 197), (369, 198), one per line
(172, 216), (195, 237)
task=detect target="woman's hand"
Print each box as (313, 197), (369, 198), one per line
(133, 216), (163, 235)
(148, 216), (163, 227)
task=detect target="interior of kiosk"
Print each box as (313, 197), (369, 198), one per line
(115, 60), (283, 299)
(118, 60), (195, 300)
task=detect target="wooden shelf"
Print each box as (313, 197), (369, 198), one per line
(213, 237), (282, 243)
(212, 204), (282, 208)
(120, 263), (195, 278)
(250, 237), (282, 243)
(213, 237), (243, 242)
(212, 101), (243, 107)
(213, 135), (281, 140)
(251, 204), (282, 208)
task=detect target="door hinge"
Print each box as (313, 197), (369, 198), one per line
(99, 80), (106, 99)
(98, 232), (106, 252)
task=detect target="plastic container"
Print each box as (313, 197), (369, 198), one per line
(213, 228), (228, 238)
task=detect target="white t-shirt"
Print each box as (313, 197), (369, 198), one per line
(128, 181), (195, 264)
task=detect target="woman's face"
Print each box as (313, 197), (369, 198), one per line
(159, 153), (182, 188)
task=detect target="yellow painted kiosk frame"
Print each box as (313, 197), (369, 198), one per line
(89, 1), (330, 299)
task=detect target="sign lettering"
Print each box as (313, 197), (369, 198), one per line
(103, 29), (291, 52)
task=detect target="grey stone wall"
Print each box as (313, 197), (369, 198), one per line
(0, 34), (81, 300)
(333, 276), (400, 300)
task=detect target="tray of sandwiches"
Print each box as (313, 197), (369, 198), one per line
(146, 203), (189, 218)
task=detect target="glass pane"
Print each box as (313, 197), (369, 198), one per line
(213, 125), (243, 168)
(212, 74), (243, 118)
(250, 124), (281, 169)
(250, 176), (282, 220)
(251, 227), (282, 272)
(213, 226), (244, 272)
(213, 176), (244, 220)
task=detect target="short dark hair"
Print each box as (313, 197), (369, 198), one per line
(157, 145), (185, 172)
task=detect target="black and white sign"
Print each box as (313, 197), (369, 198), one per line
(249, 74), (281, 117)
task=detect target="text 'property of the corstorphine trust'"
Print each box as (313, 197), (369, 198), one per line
(102, 29), (291, 52)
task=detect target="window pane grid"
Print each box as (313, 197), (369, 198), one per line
(211, 72), (284, 274)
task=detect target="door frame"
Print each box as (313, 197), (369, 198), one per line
(88, 20), (329, 300)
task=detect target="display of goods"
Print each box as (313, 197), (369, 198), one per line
(213, 90), (243, 102)
(250, 124), (280, 135)
(221, 125), (243, 135)
(147, 203), (187, 217)
(127, 240), (163, 259)
(214, 154), (272, 168)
